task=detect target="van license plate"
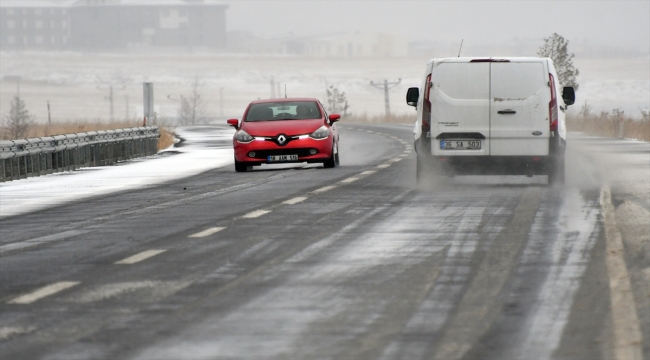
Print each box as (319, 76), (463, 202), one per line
(268, 154), (299, 162)
(440, 140), (482, 150)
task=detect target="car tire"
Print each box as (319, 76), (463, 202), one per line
(548, 156), (565, 185)
(323, 145), (338, 168)
(234, 158), (248, 172)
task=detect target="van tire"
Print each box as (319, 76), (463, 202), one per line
(548, 156), (565, 185)
(417, 154), (450, 188)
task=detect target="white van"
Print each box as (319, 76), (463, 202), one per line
(406, 57), (575, 184)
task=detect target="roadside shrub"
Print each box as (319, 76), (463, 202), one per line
(0, 118), (177, 151)
(566, 103), (650, 141)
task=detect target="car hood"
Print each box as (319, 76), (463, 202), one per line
(241, 119), (325, 137)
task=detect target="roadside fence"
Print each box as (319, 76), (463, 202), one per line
(1, 126), (160, 182)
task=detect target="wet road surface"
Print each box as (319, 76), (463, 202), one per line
(1, 124), (648, 360)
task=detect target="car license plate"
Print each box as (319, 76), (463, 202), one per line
(440, 140), (482, 150)
(268, 154), (299, 162)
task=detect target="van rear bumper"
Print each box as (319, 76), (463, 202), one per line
(431, 155), (554, 176)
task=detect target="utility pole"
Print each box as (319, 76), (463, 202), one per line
(97, 84), (125, 121)
(370, 78), (401, 117)
(124, 94), (129, 120)
(47, 101), (51, 126)
(270, 76), (276, 98)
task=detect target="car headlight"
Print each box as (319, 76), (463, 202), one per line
(235, 130), (254, 143)
(309, 125), (329, 140)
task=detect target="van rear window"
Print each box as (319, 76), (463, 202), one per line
(435, 63), (489, 100)
(491, 62), (545, 100)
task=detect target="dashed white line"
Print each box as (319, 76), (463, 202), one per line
(377, 163), (391, 169)
(0, 230), (89, 254)
(115, 249), (167, 265)
(340, 177), (359, 183)
(8, 281), (80, 304)
(311, 185), (337, 194)
(282, 196), (308, 205)
(600, 186), (644, 360)
(360, 170), (376, 175)
(242, 209), (271, 219)
(189, 227), (226, 238)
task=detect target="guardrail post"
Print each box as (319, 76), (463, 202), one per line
(1, 159), (7, 182)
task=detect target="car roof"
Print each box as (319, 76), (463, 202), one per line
(249, 98), (320, 105)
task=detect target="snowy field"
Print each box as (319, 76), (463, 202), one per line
(0, 52), (648, 124)
(0, 126), (234, 218)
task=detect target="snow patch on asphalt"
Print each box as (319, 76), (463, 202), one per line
(0, 126), (234, 218)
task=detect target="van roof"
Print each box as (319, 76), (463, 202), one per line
(428, 57), (549, 66)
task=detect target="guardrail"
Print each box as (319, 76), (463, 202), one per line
(1, 126), (160, 182)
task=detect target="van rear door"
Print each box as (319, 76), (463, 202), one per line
(489, 61), (549, 156)
(430, 61), (490, 156)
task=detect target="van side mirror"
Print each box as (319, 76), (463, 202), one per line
(562, 87), (575, 106)
(227, 119), (239, 129)
(406, 87), (419, 107)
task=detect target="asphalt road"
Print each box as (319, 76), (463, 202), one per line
(1, 123), (648, 360)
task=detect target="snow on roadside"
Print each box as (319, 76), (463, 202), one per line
(0, 126), (235, 218)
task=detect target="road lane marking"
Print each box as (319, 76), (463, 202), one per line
(115, 249), (167, 265)
(189, 227), (226, 238)
(311, 185), (337, 194)
(282, 196), (308, 205)
(340, 177), (359, 183)
(0, 230), (89, 255)
(377, 163), (391, 169)
(360, 170), (376, 175)
(242, 209), (271, 219)
(8, 281), (80, 304)
(600, 186), (644, 360)
(0, 326), (36, 340)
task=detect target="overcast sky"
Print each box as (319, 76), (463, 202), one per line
(227, 1), (649, 53)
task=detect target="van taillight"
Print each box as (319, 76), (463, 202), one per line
(549, 73), (558, 131)
(422, 74), (432, 131)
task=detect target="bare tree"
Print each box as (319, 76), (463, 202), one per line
(2, 94), (35, 139)
(537, 33), (580, 90)
(325, 84), (350, 115)
(179, 77), (206, 125)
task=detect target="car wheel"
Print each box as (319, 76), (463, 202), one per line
(323, 148), (337, 168)
(234, 158), (248, 172)
(548, 156), (565, 185)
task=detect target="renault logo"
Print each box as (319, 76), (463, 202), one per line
(277, 134), (287, 145)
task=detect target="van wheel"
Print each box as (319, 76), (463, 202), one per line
(548, 156), (565, 185)
(234, 159), (248, 172)
(417, 154), (449, 188)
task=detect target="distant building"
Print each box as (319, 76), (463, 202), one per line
(0, 0), (228, 51)
(228, 32), (408, 58)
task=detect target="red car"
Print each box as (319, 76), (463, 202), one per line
(227, 98), (340, 172)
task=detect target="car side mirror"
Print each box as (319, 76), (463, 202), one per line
(329, 114), (341, 123)
(227, 119), (239, 129)
(562, 87), (575, 106)
(406, 87), (419, 107)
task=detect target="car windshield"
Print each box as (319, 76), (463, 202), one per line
(245, 102), (322, 122)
